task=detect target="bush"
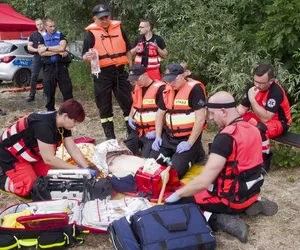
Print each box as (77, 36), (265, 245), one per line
(68, 61), (94, 97)
(272, 143), (300, 168)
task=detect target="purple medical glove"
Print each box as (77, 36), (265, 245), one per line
(165, 192), (181, 203)
(128, 117), (136, 130)
(176, 141), (191, 154)
(87, 167), (98, 177)
(145, 130), (156, 140)
(152, 136), (162, 151)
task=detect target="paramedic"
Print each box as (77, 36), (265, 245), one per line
(165, 91), (278, 243)
(0, 99), (93, 197)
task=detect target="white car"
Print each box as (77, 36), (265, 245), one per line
(0, 40), (42, 86)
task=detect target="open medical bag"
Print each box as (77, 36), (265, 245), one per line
(0, 197), (152, 249)
(108, 203), (216, 250)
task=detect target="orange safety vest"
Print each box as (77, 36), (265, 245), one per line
(163, 79), (206, 137)
(0, 115), (41, 162)
(255, 81), (292, 126)
(134, 41), (161, 69)
(132, 81), (166, 137)
(85, 21), (128, 68)
(197, 120), (264, 209)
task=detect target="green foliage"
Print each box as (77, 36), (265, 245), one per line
(272, 143), (300, 168)
(68, 61), (94, 96)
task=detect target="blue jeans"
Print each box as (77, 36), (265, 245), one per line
(29, 56), (43, 97)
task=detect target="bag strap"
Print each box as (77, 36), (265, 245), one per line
(151, 206), (190, 232)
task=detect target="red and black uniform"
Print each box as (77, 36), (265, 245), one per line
(149, 80), (206, 179)
(134, 34), (166, 81)
(83, 21), (133, 139)
(0, 111), (71, 197)
(241, 81), (292, 138)
(194, 119), (264, 214)
(124, 81), (166, 157)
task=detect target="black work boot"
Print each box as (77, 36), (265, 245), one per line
(245, 199), (278, 216)
(102, 121), (116, 140)
(27, 95), (35, 102)
(210, 213), (248, 243)
(0, 167), (7, 190)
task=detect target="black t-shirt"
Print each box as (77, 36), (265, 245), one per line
(26, 111), (72, 149)
(241, 82), (284, 114)
(134, 34), (166, 67)
(29, 31), (44, 58)
(82, 28), (131, 55)
(158, 84), (206, 111)
(210, 133), (234, 159)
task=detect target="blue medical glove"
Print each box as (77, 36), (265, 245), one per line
(176, 141), (191, 154)
(87, 167), (98, 177)
(145, 130), (156, 140)
(165, 192), (181, 203)
(152, 136), (162, 151)
(128, 117), (136, 130)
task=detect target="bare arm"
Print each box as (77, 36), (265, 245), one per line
(48, 40), (67, 52)
(130, 46), (137, 56)
(249, 100), (275, 122)
(236, 104), (248, 116)
(64, 137), (89, 168)
(177, 153), (226, 197)
(157, 47), (168, 59)
(37, 140), (79, 169)
(248, 87), (274, 122)
(187, 109), (206, 146)
(126, 51), (133, 67)
(155, 108), (166, 137)
(27, 41), (38, 53)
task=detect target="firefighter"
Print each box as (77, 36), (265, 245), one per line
(149, 64), (207, 179)
(0, 99), (95, 197)
(124, 64), (166, 157)
(165, 91), (278, 243)
(82, 3), (133, 140)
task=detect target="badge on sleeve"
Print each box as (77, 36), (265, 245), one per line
(267, 98), (276, 108)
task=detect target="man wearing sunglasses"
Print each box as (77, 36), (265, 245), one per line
(237, 64), (292, 138)
(149, 64), (206, 179)
(131, 19), (168, 81)
(0, 99), (93, 197)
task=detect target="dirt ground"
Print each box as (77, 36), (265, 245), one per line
(0, 85), (299, 250)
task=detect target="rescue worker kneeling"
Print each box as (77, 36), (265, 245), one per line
(149, 64), (207, 179)
(0, 99), (93, 197)
(165, 91), (278, 243)
(124, 64), (166, 157)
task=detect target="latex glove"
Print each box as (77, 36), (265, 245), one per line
(87, 167), (98, 177)
(176, 141), (191, 154)
(165, 192), (181, 203)
(152, 136), (162, 151)
(128, 117), (136, 130)
(145, 130), (156, 140)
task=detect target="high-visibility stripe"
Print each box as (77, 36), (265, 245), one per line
(1, 129), (8, 140)
(100, 117), (114, 123)
(262, 140), (270, 146)
(124, 116), (129, 121)
(246, 175), (264, 189)
(134, 111), (156, 123)
(166, 113), (195, 126)
(12, 142), (39, 162)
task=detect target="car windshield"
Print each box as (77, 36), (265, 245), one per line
(0, 42), (15, 54)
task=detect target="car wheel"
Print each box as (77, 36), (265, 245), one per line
(13, 69), (31, 87)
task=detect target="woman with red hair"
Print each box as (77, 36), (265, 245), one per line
(0, 99), (91, 197)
